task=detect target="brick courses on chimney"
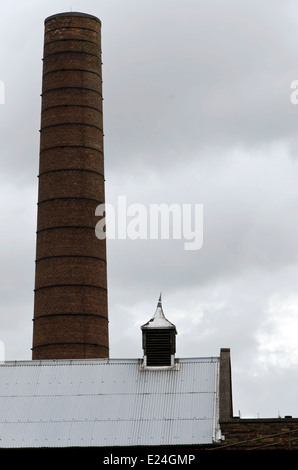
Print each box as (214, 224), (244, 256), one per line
(32, 12), (109, 360)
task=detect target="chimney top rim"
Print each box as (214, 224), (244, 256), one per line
(45, 12), (101, 24)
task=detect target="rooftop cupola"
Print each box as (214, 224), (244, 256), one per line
(141, 295), (177, 367)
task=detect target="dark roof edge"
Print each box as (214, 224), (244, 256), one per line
(45, 12), (101, 24)
(0, 356), (220, 367)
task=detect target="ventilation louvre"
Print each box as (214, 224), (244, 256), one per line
(145, 330), (174, 366)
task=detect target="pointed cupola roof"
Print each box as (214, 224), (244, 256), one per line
(141, 294), (177, 332)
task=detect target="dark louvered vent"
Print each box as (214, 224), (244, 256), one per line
(145, 330), (174, 366)
(141, 296), (177, 368)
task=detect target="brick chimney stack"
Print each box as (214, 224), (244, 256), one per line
(32, 12), (109, 360)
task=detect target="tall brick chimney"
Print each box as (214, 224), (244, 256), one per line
(32, 12), (109, 360)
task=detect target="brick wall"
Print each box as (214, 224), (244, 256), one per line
(218, 418), (298, 450)
(32, 13), (109, 360)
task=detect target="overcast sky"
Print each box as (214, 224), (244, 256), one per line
(2, 0), (298, 419)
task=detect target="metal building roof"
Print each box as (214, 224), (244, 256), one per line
(0, 357), (221, 448)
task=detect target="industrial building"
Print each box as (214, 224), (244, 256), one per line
(0, 12), (298, 456)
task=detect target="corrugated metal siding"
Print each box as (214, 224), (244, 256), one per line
(0, 357), (220, 448)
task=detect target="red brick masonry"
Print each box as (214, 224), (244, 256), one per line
(32, 13), (109, 360)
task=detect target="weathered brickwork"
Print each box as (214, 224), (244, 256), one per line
(38, 170), (104, 200)
(39, 147), (104, 174)
(32, 13), (109, 360)
(34, 285), (108, 316)
(218, 418), (298, 450)
(36, 227), (106, 258)
(36, 199), (100, 229)
(213, 350), (298, 451)
(33, 315), (109, 360)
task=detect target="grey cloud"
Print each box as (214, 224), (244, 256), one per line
(103, 0), (298, 173)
